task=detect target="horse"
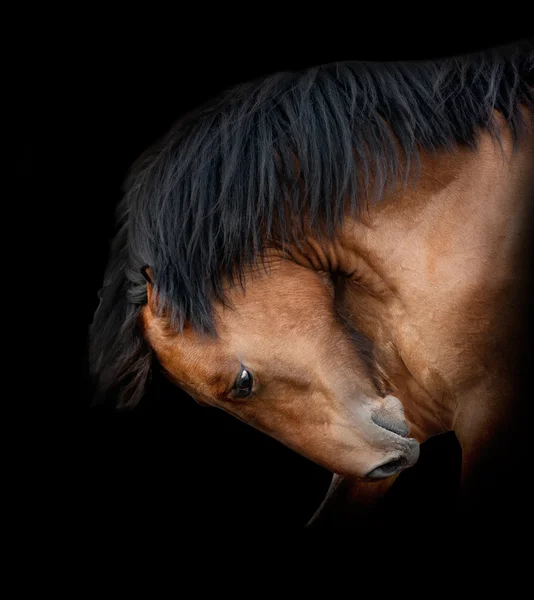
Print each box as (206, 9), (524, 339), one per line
(89, 43), (534, 533)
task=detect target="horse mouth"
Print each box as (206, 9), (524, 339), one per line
(366, 414), (420, 480)
(366, 456), (408, 479)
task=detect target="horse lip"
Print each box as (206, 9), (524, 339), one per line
(366, 442), (420, 480)
(366, 456), (408, 480)
(371, 414), (410, 438)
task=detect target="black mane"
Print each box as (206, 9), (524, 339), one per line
(90, 42), (534, 407)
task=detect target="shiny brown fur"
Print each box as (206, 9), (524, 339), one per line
(141, 110), (534, 528)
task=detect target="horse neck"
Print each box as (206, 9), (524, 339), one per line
(334, 110), (534, 442)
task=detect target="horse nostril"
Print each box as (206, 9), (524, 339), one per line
(366, 457), (408, 480)
(371, 414), (410, 437)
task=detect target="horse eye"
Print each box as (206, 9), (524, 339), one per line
(233, 368), (253, 398)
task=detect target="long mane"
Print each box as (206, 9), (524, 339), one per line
(90, 42), (534, 407)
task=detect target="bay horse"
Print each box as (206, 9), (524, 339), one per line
(90, 44), (534, 531)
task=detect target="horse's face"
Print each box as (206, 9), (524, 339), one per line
(140, 259), (419, 480)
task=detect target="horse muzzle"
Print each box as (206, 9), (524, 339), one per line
(365, 439), (420, 480)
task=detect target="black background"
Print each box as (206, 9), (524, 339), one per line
(59, 26), (534, 554)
